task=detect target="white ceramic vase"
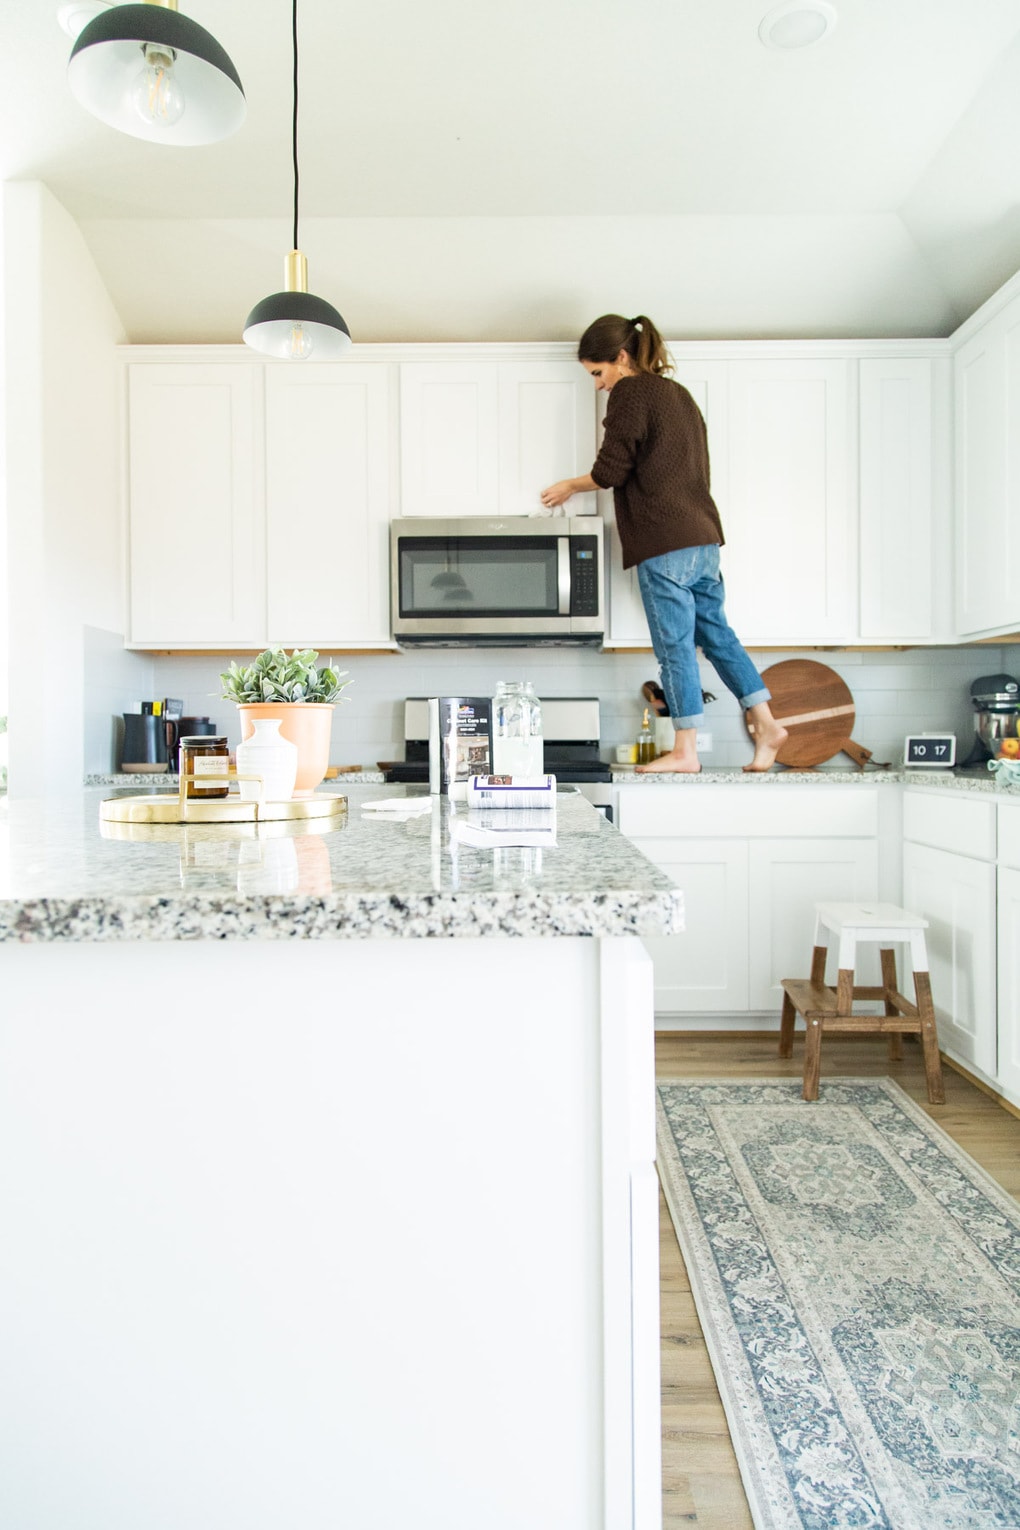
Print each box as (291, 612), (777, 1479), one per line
(235, 717), (298, 802)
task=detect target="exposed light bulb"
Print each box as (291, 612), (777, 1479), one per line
(288, 323), (314, 360)
(132, 42), (185, 129)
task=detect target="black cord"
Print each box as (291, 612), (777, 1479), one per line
(291, 0), (299, 252)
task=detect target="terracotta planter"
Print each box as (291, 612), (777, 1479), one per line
(237, 703), (335, 797)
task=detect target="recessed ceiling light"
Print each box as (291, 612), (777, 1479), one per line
(759, 1), (837, 51)
(57, 2), (110, 40)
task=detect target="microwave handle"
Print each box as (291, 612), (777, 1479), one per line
(557, 537), (571, 615)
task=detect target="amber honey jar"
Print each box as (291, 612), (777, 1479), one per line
(179, 735), (230, 799)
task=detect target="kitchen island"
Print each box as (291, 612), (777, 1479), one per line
(0, 785), (679, 1530)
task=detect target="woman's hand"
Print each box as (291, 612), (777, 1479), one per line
(540, 473), (596, 509)
(540, 479), (576, 509)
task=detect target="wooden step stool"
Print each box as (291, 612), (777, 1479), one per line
(779, 901), (945, 1104)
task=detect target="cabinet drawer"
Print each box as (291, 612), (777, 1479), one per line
(616, 785), (877, 840)
(903, 790), (996, 860)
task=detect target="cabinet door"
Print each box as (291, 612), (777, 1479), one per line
(128, 364), (264, 647)
(399, 364), (500, 517)
(996, 865), (1020, 1106)
(724, 359), (855, 644)
(955, 295), (1020, 637)
(629, 838), (748, 1012)
(265, 365), (394, 646)
(497, 364), (597, 517)
(858, 357), (937, 641)
(747, 838), (879, 1012)
(902, 842), (997, 1078)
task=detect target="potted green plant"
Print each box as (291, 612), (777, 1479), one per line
(220, 646), (352, 797)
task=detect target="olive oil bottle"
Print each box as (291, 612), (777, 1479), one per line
(636, 707), (656, 766)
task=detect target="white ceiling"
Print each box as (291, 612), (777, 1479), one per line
(3, 0), (1020, 342)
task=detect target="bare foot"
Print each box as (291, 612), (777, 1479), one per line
(743, 718), (789, 773)
(636, 749), (701, 775)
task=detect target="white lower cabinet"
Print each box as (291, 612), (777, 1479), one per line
(618, 785), (880, 1023)
(747, 838), (879, 1010)
(995, 800), (1020, 1102)
(901, 841), (997, 1078)
(996, 867), (1020, 1101)
(632, 840), (748, 1011)
(902, 789), (998, 1084)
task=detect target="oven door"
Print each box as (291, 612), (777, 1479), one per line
(390, 517), (603, 644)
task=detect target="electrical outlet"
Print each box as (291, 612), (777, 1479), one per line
(696, 731), (713, 751)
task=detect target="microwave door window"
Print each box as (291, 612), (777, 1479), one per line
(400, 540), (559, 617)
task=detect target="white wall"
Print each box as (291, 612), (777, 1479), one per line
(2, 182), (126, 795)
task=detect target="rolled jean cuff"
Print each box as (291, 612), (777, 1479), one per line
(740, 687), (771, 710)
(672, 713), (704, 731)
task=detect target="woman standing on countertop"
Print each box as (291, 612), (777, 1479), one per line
(541, 313), (788, 774)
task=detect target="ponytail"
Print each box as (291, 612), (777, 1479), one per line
(577, 313), (673, 376)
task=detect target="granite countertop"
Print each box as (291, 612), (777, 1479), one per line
(0, 784), (682, 944)
(610, 765), (1020, 795)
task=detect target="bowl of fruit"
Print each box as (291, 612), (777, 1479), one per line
(988, 737), (1020, 787)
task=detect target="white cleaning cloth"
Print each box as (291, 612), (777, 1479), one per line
(360, 796), (433, 816)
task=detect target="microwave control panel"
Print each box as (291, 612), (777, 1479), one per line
(570, 537), (601, 617)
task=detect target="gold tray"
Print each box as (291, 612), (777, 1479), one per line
(100, 765), (348, 826)
(100, 793), (348, 825)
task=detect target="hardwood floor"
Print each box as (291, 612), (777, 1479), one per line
(654, 1031), (1020, 1530)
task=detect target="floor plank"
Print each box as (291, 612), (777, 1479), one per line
(654, 1031), (1020, 1525)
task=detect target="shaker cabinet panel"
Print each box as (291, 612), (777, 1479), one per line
(399, 364), (501, 517)
(858, 357), (940, 642)
(954, 291), (1020, 638)
(265, 364), (394, 646)
(630, 838), (749, 1012)
(995, 865), (1020, 1102)
(724, 359), (855, 645)
(497, 364), (597, 518)
(901, 840), (997, 1078)
(127, 364), (265, 647)
(747, 837), (879, 1012)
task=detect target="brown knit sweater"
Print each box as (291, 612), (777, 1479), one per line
(590, 372), (725, 570)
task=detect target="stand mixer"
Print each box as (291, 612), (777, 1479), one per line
(962, 672), (1020, 766)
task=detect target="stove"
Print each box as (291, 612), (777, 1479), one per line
(386, 696), (612, 786)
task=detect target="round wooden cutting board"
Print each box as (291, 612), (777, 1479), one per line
(757, 660), (857, 768)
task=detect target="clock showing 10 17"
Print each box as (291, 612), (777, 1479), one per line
(904, 733), (956, 767)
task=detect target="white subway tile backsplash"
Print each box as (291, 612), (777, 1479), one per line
(89, 642), (1008, 771)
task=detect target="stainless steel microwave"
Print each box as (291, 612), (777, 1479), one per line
(390, 517), (604, 646)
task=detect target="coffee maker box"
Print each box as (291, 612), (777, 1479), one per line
(428, 697), (493, 793)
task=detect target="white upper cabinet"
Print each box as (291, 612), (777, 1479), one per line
(954, 278), (1020, 639)
(858, 356), (951, 644)
(399, 363), (500, 518)
(724, 357), (855, 645)
(127, 363), (265, 648)
(265, 364), (395, 647)
(399, 359), (596, 518)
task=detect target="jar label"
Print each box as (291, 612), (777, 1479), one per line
(191, 756), (227, 775)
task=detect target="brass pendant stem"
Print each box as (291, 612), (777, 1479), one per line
(143, 0), (181, 10)
(284, 250), (309, 294)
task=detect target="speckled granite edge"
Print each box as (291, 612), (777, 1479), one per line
(611, 766), (1020, 795)
(86, 771), (388, 787)
(0, 888), (684, 943)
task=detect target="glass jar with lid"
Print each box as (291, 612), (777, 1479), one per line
(492, 680), (544, 778)
(179, 735), (230, 799)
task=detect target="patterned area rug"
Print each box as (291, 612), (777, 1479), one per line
(656, 1079), (1020, 1530)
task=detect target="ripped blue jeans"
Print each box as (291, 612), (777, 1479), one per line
(636, 544), (769, 729)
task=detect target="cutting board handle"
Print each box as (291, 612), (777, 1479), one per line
(843, 739), (890, 770)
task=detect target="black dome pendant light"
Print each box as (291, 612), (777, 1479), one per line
(243, 0), (351, 361)
(67, 0), (245, 145)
